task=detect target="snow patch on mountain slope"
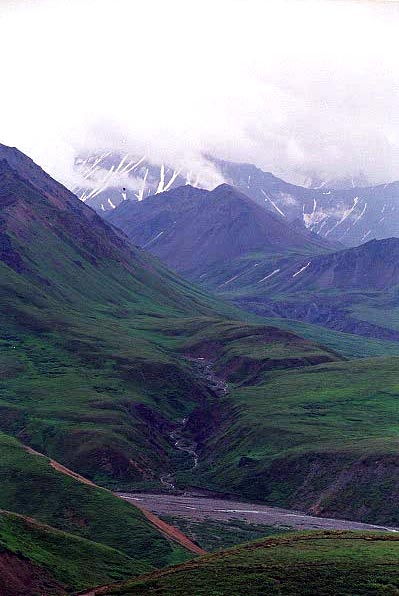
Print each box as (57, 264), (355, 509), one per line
(261, 189), (286, 217)
(258, 268), (280, 283)
(292, 262), (311, 277)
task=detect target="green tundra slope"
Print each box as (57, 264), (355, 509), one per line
(0, 147), (338, 491)
(3, 144), (399, 591)
(182, 351), (399, 525)
(0, 431), (191, 596)
(0, 150), (236, 487)
(92, 531), (399, 596)
(259, 316), (399, 359)
(0, 432), (188, 567)
(151, 318), (399, 525)
(0, 509), (145, 595)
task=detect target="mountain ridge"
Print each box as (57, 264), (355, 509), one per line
(79, 149), (399, 247)
(106, 183), (335, 283)
(2, 144), (399, 595)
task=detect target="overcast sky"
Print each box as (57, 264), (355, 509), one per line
(1, 0), (399, 188)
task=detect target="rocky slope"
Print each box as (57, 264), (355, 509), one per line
(216, 158), (399, 247)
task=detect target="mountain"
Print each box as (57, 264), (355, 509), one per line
(0, 144), (341, 517)
(105, 178), (399, 341)
(264, 237), (399, 292)
(4, 143), (399, 592)
(0, 143), (244, 487)
(106, 183), (334, 284)
(74, 151), (399, 247)
(228, 237), (399, 341)
(82, 531), (399, 596)
(73, 152), (190, 211)
(215, 158), (399, 247)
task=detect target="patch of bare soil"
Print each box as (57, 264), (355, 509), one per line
(0, 550), (65, 596)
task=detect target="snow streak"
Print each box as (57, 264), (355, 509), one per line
(261, 189), (286, 217)
(142, 230), (164, 248)
(292, 262), (311, 277)
(324, 196), (360, 237)
(258, 268), (280, 283)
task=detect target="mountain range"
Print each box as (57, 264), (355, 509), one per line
(2, 143), (399, 593)
(76, 151), (399, 247)
(106, 183), (399, 341)
(106, 183), (335, 281)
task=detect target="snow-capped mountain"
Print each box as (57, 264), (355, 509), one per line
(300, 172), (370, 191)
(215, 159), (399, 247)
(73, 153), (195, 212)
(73, 152), (399, 247)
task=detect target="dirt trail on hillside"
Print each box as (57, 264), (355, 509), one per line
(22, 444), (205, 556)
(24, 445), (97, 487)
(132, 503), (206, 555)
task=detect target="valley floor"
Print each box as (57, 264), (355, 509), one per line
(117, 493), (399, 534)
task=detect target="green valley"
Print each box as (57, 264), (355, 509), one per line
(1, 146), (399, 594)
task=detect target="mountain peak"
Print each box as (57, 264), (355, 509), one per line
(213, 183), (235, 193)
(107, 183), (334, 283)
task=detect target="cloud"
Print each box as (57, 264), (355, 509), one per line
(1, 0), (399, 188)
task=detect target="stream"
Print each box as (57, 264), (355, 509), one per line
(160, 418), (198, 489)
(160, 357), (228, 490)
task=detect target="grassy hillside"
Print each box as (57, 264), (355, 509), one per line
(96, 531), (399, 595)
(4, 146), (399, 592)
(259, 316), (399, 358)
(180, 318), (341, 382)
(0, 156), (246, 488)
(0, 509), (146, 595)
(0, 432), (189, 569)
(159, 517), (289, 552)
(185, 356), (399, 524)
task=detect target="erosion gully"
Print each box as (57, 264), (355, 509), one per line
(160, 356), (228, 490)
(118, 357), (399, 536)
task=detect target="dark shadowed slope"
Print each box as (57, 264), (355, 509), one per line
(0, 509), (145, 596)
